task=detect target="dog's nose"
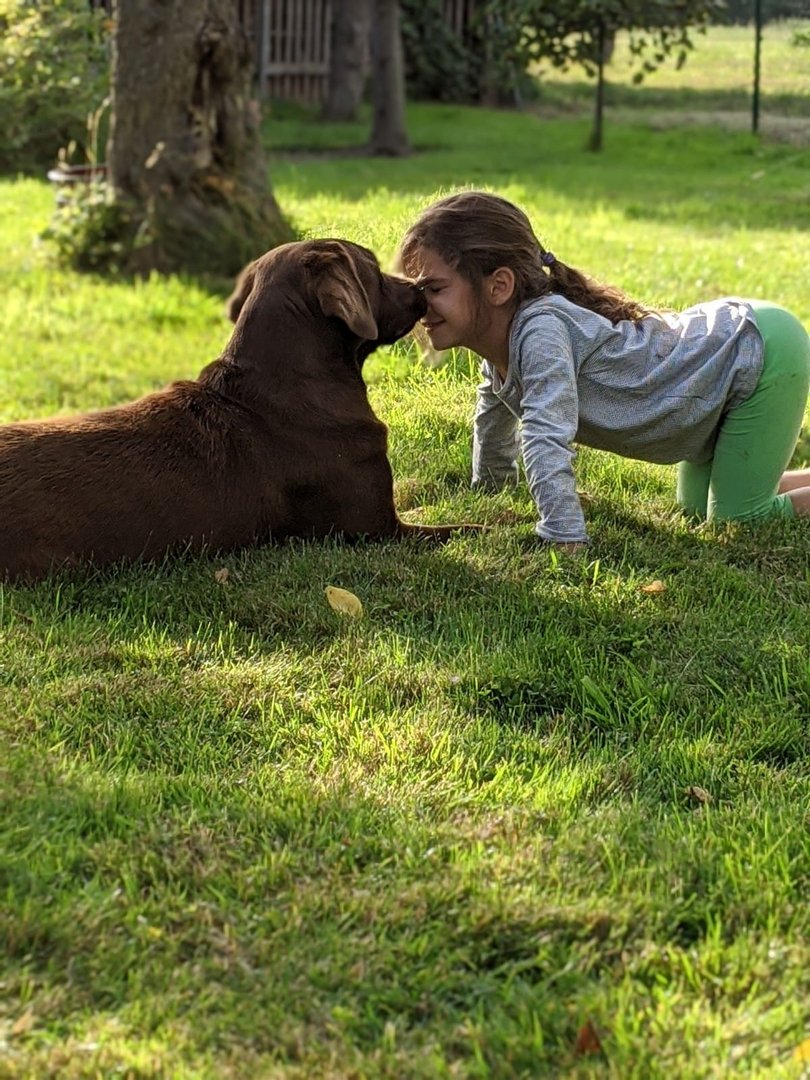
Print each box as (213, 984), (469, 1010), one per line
(411, 285), (428, 317)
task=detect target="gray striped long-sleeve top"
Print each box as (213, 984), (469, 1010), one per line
(471, 294), (764, 543)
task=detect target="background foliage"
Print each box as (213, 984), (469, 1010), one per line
(719, 0), (810, 21)
(0, 0), (110, 174)
(402, 0), (729, 103)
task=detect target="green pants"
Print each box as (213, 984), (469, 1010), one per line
(677, 302), (810, 522)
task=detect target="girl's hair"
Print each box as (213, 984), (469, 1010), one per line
(399, 191), (651, 324)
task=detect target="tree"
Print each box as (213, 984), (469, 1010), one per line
(108, 0), (291, 275)
(511, 0), (727, 150)
(369, 0), (410, 155)
(322, 0), (371, 122)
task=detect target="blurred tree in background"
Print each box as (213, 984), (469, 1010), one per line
(106, 0), (290, 275)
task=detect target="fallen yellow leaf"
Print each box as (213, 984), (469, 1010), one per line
(11, 1009), (35, 1037)
(639, 580), (666, 594)
(793, 1038), (810, 1062)
(325, 586), (363, 618)
(214, 567), (229, 584)
(686, 785), (713, 805)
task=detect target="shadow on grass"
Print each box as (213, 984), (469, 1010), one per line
(4, 487), (809, 765)
(3, 485), (810, 1072)
(3, 663), (809, 1074)
(0, 760), (623, 1070)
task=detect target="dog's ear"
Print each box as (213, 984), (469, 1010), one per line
(314, 250), (378, 340)
(226, 260), (257, 323)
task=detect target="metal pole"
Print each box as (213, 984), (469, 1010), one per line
(752, 0), (763, 134)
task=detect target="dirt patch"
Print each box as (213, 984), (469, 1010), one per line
(624, 108), (810, 145)
(535, 103), (810, 146)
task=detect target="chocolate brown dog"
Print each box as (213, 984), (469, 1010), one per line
(0, 239), (477, 582)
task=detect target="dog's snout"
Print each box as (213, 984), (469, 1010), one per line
(411, 284), (428, 317)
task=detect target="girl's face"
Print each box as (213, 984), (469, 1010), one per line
(412, 248), (482, 353)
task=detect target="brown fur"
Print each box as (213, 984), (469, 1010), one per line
(0, 239), (478, 582)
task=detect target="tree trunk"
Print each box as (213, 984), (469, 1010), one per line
(369, 0), (410, 156)
(322, 0), (371, 122)
(108, 0), (291, 275)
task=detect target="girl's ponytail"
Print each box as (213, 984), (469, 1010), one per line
(545, 258), (651, 323)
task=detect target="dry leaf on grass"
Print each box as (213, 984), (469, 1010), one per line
(214, 568), (230, 584)
(639, 579), (667, 594)
(574, 1019), (603, 1056)
(11, 1009), (35, 1037)
(686, 785), (713, 805)
(325, 586), (363, 618)
(793, 1038), (810, 1063)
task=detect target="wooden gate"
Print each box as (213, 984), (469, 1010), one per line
(251, 1), (477, 104)
(257, 0), (332, 103)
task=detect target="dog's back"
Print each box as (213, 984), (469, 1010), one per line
(0, 383), (276, 580)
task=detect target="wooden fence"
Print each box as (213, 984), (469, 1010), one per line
(252, 0), (477, 103)
(257, 0), (333, 103)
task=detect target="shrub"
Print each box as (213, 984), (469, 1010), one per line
(400, 0), (480, 103)
(400, 0), (530, 106)
(0, 0), (111, 174)
(40, 177), (139, 272)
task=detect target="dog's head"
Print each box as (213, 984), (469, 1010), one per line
(225, 239), (427, 354)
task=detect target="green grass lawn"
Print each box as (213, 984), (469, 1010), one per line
(534, 21), (810, 136)
(2, 77), (810, 1079)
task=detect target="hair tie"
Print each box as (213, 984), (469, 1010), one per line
(541, 251), (556, 267)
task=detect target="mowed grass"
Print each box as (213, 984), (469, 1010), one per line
(2, 65), (810, 1080)
(534, 21), (810, 136)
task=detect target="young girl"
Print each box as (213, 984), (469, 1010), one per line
(398, 191), (810, 550)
